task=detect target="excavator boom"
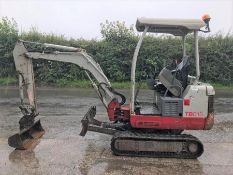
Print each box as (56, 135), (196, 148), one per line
(9, 40), (120, 149)
(14, 40), (116, 109)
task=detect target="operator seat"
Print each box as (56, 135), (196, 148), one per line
(158, 56), (190, 97)
(174, 56), (190, 89)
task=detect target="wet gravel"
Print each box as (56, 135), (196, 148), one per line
(0, 87), (233, 175)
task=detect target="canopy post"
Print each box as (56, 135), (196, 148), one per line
(194, 31), (200, 83)
(130, 26), (148, 114)
(182, 35), (186, 57)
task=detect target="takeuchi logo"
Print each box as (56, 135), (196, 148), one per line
(185, 112), (204, 117)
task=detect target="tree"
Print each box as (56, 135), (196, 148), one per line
(0, 17), (18, 77)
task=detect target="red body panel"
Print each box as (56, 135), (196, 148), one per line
(107, 100), (120, 121)
(130, 115), (206, 130)
(107, 101), (214, 130)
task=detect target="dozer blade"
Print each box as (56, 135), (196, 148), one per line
(8, 120), (45, 150)
(80, 106), (97, 136)
(80, 106), (117, 136)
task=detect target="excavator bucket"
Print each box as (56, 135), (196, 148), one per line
(8, 120), (45, 150)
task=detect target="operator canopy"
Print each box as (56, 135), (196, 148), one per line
(136, 17), (205, 36)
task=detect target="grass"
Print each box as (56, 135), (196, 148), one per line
(55, 79), (92, 88)
(54, 79), (150, 89)
(0, 77), (17, 86)
(55, 79), (147, 89)
(211, 83), (233, 91)
(0, 77), (232, 90)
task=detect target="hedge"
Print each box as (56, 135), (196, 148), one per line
(0, 18), (232, 85)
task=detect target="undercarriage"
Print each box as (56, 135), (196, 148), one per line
(80, 106), (204, 159)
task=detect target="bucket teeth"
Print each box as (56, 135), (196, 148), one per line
(8, 120), (45, 150)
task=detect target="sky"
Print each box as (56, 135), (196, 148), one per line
(0, 0), (232, 39)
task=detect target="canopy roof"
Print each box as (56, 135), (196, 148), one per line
(136, 17), (205, 36)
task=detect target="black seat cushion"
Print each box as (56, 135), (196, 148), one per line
(175, 56), (190, 89)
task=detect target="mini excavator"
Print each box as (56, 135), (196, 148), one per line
(8, 15), (214, 158)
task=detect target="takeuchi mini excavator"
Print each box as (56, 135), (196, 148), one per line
(9, 15), (214, 158)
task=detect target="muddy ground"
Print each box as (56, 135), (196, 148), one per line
(0, 87), (232, 175)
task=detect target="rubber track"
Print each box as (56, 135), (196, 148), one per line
(111, 131), (204, 159)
